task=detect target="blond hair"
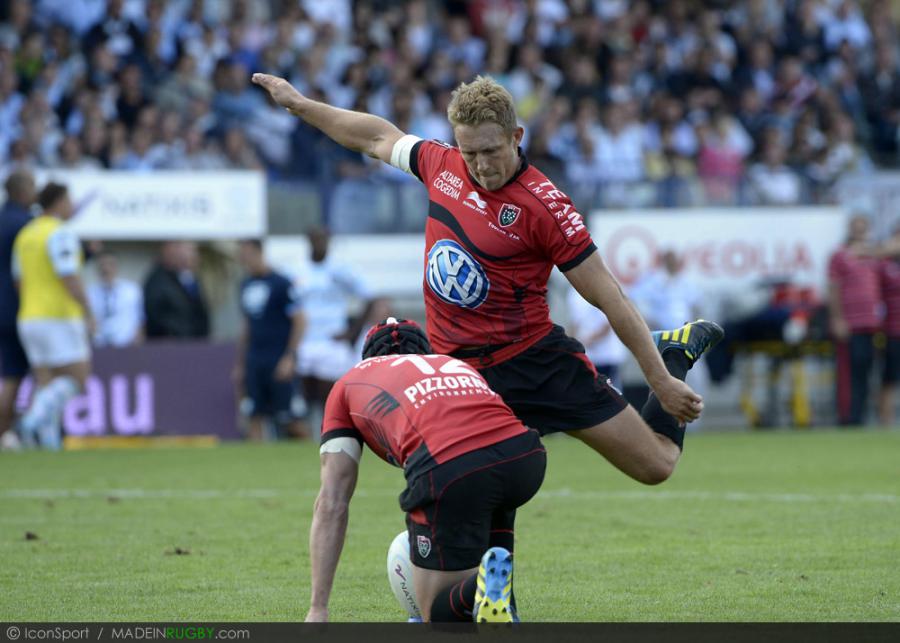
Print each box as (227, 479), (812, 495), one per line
(447, 76), (518, 133)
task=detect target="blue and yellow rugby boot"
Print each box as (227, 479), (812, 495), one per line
(652, 319), (724, 367)
(473, 547), (515, 623)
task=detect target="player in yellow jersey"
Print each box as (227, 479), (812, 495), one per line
(12, 183), (94, 450)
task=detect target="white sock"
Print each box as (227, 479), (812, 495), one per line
(39, 413), (63, 451)
(19, 386), (51, 438)
(23, 376), (79, 449)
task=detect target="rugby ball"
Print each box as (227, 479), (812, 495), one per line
(386, 530), (422, 619)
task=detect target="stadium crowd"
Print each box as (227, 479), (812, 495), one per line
(0, 0), (898, 223)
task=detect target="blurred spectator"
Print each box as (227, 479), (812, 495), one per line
(823, 1), (872, 52)
(233, 239), (308, 442)
(212, 60), (266, 130)
(566, 287), (627, 391)
(735, 40), (776, 103)
(860, 44), (900, 158)
(143, 241), (210, 340)
(595, 102), (647, 187)
(782, 0), (826, 66)
(82, 0), (143, 58)
(221, 126), (263, 170)
(808, 114), (872, 194)
(746, 131), (803, 205)
(155, 54), (213, 116)
(87, 251), (143, 347)
(0, 170), (35, 450)
(827, 215), (881, 426)
(51, 135), (103, 170)
(696, 107), (753, 205)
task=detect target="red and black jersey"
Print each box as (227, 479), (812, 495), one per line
(408, 140), (597, 366)
(321, 353), (527, 480)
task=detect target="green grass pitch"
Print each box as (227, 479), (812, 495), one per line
(1, 430), (898, 622)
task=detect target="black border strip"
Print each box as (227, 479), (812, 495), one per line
(1, 623), (896, 643)
(319, 427), (363, 446)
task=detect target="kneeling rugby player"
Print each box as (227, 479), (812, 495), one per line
(307, 318), (545, 623)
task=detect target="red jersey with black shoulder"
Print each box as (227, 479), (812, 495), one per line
(321, 353), (527, 480)
(408, 140), (597, 366)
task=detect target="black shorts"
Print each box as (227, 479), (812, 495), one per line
(884, 337), (900, 385)
(478, 325), (628, 435)
(401, 430), (546, 572)
(0, 327), (29, 378)
(243, 356), (298, 423)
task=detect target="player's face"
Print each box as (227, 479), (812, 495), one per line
(58, 194), (75, 220)
(454, 123), (524, 191)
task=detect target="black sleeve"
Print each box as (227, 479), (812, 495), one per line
(408, 139), (425, 183)
(558, 243), (598, 272)
(320, 427), (364, 447)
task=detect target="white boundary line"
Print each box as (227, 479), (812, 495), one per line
(1, 488), (896, 503)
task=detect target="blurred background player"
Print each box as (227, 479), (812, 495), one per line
(13, 182), (93, 450)
(296, 227), (372, 436)
(828, 215), (881, 426)
(143, 241), (210, 340)
(630, 250), (702, 332)
(566, 286), (627, 391)
(0, 170), (35, 451)
(310, 318), (545, 623)
(630, 249), (707, 422)
(87, 251), (144, 347)
(233, 239), (308, 441)
(351, 296), (392, 359)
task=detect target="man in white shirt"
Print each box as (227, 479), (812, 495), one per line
(630, 250), (701, 331)
(567, 287), (627, 391)
(296, 228), (371, 427)
(87, 252), (143, 347)
(630, 250), (707, 423)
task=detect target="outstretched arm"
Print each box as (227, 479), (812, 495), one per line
(564, 252), (702, 424)
(307, 450), (359, 622)
(252, 73), (406, 164)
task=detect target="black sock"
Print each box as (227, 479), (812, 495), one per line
(430, 573), (478, 622)
(641, 350), (692, 450)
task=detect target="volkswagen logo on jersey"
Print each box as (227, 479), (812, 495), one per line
(426, 239), (490, 309)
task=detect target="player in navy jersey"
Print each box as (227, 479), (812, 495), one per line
(233, 240), (308, 440)
(309, 318), (545, 623)
(252, 72), (722, 486)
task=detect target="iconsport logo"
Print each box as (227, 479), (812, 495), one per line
(426, 239), (490, 308)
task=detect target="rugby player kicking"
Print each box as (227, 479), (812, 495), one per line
(309, 318), (545, 622)
(253, 72), (722, 485)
